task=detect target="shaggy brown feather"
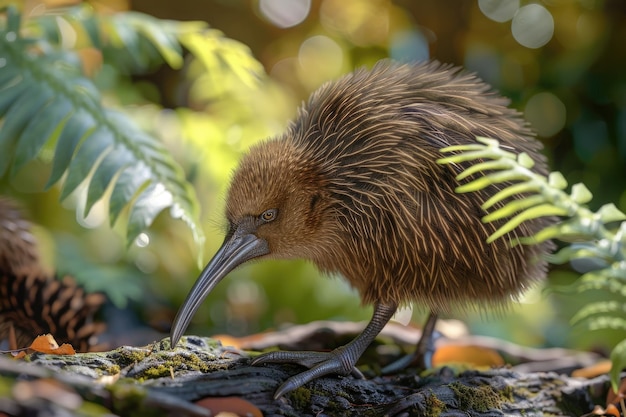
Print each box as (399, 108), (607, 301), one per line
(227, 60), (554, 310)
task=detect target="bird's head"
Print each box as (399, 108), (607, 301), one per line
(170, 137), (335, 346)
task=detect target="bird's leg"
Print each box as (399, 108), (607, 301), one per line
(381, 311), (439, 374)
(251, 302), (397, 399)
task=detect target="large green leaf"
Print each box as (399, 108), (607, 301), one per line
(109, 162), (153, 225)
(0, 86), (51, 176)
(61, 128), (113, 201)
(83, 144), (133, 214)
(11, 98), (72, 176)
(0, 6), (204, 247)
(46, 108), (97, 188)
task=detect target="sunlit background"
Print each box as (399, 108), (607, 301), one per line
(3, 0), (626, 354)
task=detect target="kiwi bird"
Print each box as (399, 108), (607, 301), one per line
(170, 60), (554, 398)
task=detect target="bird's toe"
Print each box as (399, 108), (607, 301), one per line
(252, 349), (355, 372)
(251, 349), (365, 398)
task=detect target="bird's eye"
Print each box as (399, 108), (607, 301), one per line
(260, 208), (278, 223)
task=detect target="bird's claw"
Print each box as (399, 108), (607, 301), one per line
(251, 349), (363, 399)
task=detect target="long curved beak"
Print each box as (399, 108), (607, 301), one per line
(170, 227), (269, 347)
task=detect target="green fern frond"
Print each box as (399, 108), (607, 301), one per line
(438, 135), (626, 392)
(547, 245), (613, 265)
(179, 29), (264, 88)
(0, 6), (203, 248)
(585, 316), (626, 332)
(576, 263), (626, 295)
(571, 301), (626, 326)
(22, 4), (264, 82)
(486, 204), (569, 243)
(438, 136), (626, 249)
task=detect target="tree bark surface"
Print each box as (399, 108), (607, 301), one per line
(0, 322), (614, 417)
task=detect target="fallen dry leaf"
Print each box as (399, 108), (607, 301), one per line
(605, 404), (621, 417)
(5, 334), (76, 357)
(32, 334), (60, 350)
(11, 351), (26, 359)
(572, 359), (612, 379)
(433, 344), (504, 367)
(212, 334), (248, 349)
(29, 334), (76, 355)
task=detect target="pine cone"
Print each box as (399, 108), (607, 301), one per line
(0, 197), (39, 275)
(0, 197), (106, 352)
(0, 272), (106, 351)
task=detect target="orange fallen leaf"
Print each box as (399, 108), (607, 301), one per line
(29, 334), (76, 355)
(31, 334), (60, 350)
(212, 334), (244, 349)
(572, 360), (612, 379)
(433, 344), (504, 368)
(195, 396), (262, 417)
(605, 404), (621, 417)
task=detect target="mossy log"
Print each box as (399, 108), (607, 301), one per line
(0, 323), (615, 417)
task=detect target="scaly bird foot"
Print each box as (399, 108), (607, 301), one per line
(251, 348), (364, 399)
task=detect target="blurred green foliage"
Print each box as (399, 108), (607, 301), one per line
(0, 4), (212, 252)
(0, 0), (625, 356)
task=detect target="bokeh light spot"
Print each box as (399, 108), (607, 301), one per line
(478, 0), (519, 23)
(525, 92), (566, 137)
(511, 4), (554, 49)
(320, 0), (390, 46)
(390, 29), (429, 62)
(259, 0), (311, 29)
(298, 35), (344, 90)
(135, 232), (150, 248)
